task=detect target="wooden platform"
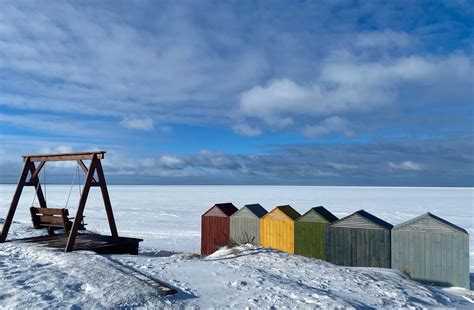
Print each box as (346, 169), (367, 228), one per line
(16, 233), (143, 254)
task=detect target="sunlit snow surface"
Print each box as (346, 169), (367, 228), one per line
(0, 185), (473, 308)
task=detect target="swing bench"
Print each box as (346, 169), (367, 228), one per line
(30, 207), (86, 235)
(0, 151), (142, 254)
(28, 156), (87, 235)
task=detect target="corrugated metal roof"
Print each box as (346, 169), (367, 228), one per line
(331, 210), (393, 230)
(393, 212), (468, 234)
(243, 204), (268, 218)
(203, 203), (238, 217)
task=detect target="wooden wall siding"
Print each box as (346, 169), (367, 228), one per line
(231, 207), (255, 219)
(294, 221), (327, 259)
(265, 208), (291, 221)
(230, 216), (260, 245)
(298, 210), (328, 223)
(392, 231), (470, 289)
(331, 213), (382, 230)
(260, 218), (295, 254)
(201, 215), (231, 256)
(326, 227), (391, 268)
(395, 217), (462, 234)
(259, 206), (300, 254)
(204, 206), (227, 217)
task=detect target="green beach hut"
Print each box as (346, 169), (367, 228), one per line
(294, 206), (338, 260)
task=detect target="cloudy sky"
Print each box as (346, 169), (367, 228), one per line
(0, 0), (472, 186)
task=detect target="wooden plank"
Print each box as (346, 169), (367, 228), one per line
(440, 233), (447, 285)
(26, 162), (48, 210)
(22, 151), (105, 162)
(352, 229), (359, 266)
(230, 216), (259, 245)
(295, 222), (327, 260)
(452, 234), (459, 287)
(325, 227), (332, 263)
(391, 231), (398, 269)
(66, 156), (97, 252)
(0, 160), (31, 242)
(33, 208), (64, 215)
(201, 215), (231, 255)
(384, 230), (391, 268)
(76, 160), (98, 182)
(409, 232), (416, 279)
(17, 233), (143, 255)
(76, 159), (89, 175)
(30, 161), (46, 180)
(446, 234), (453, 286)
(94, 158), (118, 238)
(39, 215), (65, 223)
(355, 229), (363, 266)
(434, 233), (442, 284)
(461, 235), (470, 289)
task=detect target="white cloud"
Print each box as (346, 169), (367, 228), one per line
(388, 161), (423, 171)
(238, 52), (472, 130)
(0, 2), (266, 123)
(239, 79), (311, 126)
(0, 1), (471, 141)
(302, 116), (353, 138)
(232, 123), (262, 137)
(160, 155), (183, 167)
(120, 117), (154, 131)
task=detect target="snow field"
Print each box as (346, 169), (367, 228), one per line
(1, 185), (473, 308)
(1, 185), (471, 269)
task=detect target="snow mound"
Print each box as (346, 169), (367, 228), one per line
(206, 244), (255, 259)
(0, 243), (167, 308)
(117, 246), (473, 309)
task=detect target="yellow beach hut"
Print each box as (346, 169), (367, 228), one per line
(260, 205), (301, 253)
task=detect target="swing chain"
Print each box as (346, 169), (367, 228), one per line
(65, 165), (80, 209)
(31, 164), (46, 208)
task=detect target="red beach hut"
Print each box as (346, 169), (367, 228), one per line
(201, 203), (238, 255)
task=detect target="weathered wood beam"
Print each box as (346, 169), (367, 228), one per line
(22, 151), (105, 162)
(28, 161), (47, 209)
(0, 160), (30, 242)
(65, 156), (98, 252)
(95, 158), (118, 238)
(30, 161), (46, 180)
(77, 160), (97, 182)
(76, 160), (88, 174)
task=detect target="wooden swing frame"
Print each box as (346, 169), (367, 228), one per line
(0, 151), (118, 252)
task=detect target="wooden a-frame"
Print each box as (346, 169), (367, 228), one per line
(0, 151), (119, 252)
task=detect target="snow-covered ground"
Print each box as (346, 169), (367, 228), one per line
(0, 185), (473, 308)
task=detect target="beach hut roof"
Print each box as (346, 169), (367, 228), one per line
(393, 212), (467, 234)
(241, 203), (268, 218)
(203, 203), (238, 217)
(331, 209), (393, 230)
(298, 206), (338, 223)
(264, 205), (300, 220)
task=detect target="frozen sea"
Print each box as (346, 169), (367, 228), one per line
(1, 185), (473, 270)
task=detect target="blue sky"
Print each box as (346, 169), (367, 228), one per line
(0, 0), (472, 186)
